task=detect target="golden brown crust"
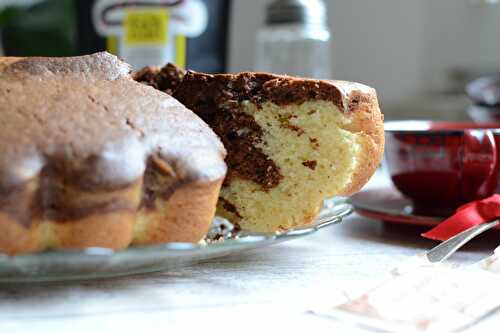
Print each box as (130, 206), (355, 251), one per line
(336, 87), (385, 195)
(134, 179), (223, 244)
(0, 180), (223, 255)
(0, 211), (137, 255)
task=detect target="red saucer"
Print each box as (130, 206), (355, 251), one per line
(351, 187), (443, 227)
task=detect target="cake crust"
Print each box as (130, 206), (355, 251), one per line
(0, 53), (227, 255)
(338, 87), (385, 195)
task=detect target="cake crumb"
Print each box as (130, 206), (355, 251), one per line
(281, 123), (305, 136)
(302, 160), (317, 170)
(309, 137), (320, 149)
(278, 114), (304, 136)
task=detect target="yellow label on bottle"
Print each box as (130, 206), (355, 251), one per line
(124, 10), (168, 45)
(106, 36), (118, 54)
(175, 34), (186, 69)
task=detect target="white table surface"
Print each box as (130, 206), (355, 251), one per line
(1, 171), (499, 333)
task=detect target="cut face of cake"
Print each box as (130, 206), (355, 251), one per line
(137, 65), (384, 232)
(0, 53), (226, 255)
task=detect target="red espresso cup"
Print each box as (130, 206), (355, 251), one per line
(385, 121), (500, 216)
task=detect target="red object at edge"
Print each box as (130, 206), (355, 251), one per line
(422, 194), (500, 241)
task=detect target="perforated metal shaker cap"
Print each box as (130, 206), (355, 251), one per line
(266, 0), (328, 26)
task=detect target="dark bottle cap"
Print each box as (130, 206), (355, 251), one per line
(265, 0), (327, 26)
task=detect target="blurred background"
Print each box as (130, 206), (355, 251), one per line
(1, 0), (500, 121)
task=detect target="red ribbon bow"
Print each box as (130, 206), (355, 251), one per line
(422, 194), (500, 241)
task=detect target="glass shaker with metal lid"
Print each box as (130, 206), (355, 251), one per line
(255, 0), (331, 79)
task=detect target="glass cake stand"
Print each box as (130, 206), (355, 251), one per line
(0, 198), (352, 282)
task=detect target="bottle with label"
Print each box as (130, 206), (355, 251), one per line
(255, 0), (331, 79)
(89, 0), (210, 69)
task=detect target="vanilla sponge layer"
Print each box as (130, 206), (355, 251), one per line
(217, 100), (366, 232)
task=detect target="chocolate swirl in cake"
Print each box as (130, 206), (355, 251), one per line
(139, 65), (345, 191)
